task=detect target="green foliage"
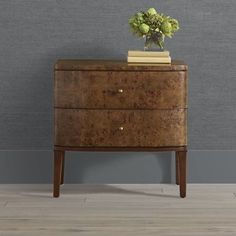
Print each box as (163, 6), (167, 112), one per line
(128, 8), (180, 49)
(139, 23), (150, 34)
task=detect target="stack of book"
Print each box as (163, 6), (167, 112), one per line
(127, 50), (171, 64)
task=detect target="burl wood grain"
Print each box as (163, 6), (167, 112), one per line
(53, 59), (188, 198)
(54, 109), (187, 147)
(55, 71), (187, 109)
(55, 59), (188, 71)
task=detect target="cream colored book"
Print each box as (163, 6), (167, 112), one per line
(127, 56), (171, 64)
(128, 50), (170, 57)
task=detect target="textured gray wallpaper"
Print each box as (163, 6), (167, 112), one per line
(0, 0), (236, 149)
(1, 0), (236, 150)
(0, 1), (236, 183)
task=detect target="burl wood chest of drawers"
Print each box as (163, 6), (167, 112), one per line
(54, 60), (188, 198)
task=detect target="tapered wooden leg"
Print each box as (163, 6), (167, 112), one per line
(60, 151), (65, 185)
(175, 152), (180, 185)
(54, 150), (63, 198)
(177, 150), (187, 198)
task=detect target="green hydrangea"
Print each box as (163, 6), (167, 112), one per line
(139, 23), (150, 34)
(147, 8), (157, 16)
(128, 7), (180, 49)
(161, 21), (172, 34)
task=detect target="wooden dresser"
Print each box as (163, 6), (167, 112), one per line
(54, 60), (188, 198)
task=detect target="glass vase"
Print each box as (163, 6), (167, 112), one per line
(144, 33), (165, 51)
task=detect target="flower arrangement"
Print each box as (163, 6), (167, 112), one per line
(128, 8), (180, 50)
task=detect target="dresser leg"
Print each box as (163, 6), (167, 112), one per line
(60, 151), (65, 185)
(175, 152), (180, 185)
(177, 151), (187, 198)
(53, 150), (63, 198)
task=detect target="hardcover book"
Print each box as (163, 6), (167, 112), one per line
(128, 50), (170, 57)
(127, 56), (171, 64)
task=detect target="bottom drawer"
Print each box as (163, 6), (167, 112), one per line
(54, 109), (187, 147)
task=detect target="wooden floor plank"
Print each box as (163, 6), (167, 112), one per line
(0, 184), (236, 235)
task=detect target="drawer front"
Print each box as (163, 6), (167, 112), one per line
(55, 71), (187, 109)
(54, 109), (187, 147)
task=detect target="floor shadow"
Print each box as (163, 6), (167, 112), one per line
(20, 184), (179, 199)
(63, 184), (179, 199)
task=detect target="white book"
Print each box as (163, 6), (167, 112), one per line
(127, 56), (171, 64)
(128, 50), (170, 57)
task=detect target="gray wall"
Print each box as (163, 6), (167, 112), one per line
(0, 0), (236, 183)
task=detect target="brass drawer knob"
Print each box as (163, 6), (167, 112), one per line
(118, 89), (123, 93)
(118, 126), (124, 131)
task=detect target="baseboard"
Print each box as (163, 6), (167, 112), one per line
(0, 150), (235, 183)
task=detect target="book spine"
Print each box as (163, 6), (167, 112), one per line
(128, 51), (170, 57)
(127, 56), (171, 63)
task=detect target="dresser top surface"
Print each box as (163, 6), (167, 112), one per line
(55, 60), (187, 71)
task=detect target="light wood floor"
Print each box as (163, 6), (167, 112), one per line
(0, 184), (236, 235)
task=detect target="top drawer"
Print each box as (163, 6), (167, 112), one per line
(54, 71), (187, 109)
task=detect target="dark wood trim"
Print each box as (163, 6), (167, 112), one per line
(54, 107), (188, 110)
(177, 150), (187, 198)
(54, 145), (187, 152)
(60, 151), (65, 185)
(55, 69), (188, 72)
(175, 152), (180, 185)
(53, 150), (64, 198)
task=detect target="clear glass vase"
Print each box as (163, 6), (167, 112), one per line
(144, 33), (165, 51)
